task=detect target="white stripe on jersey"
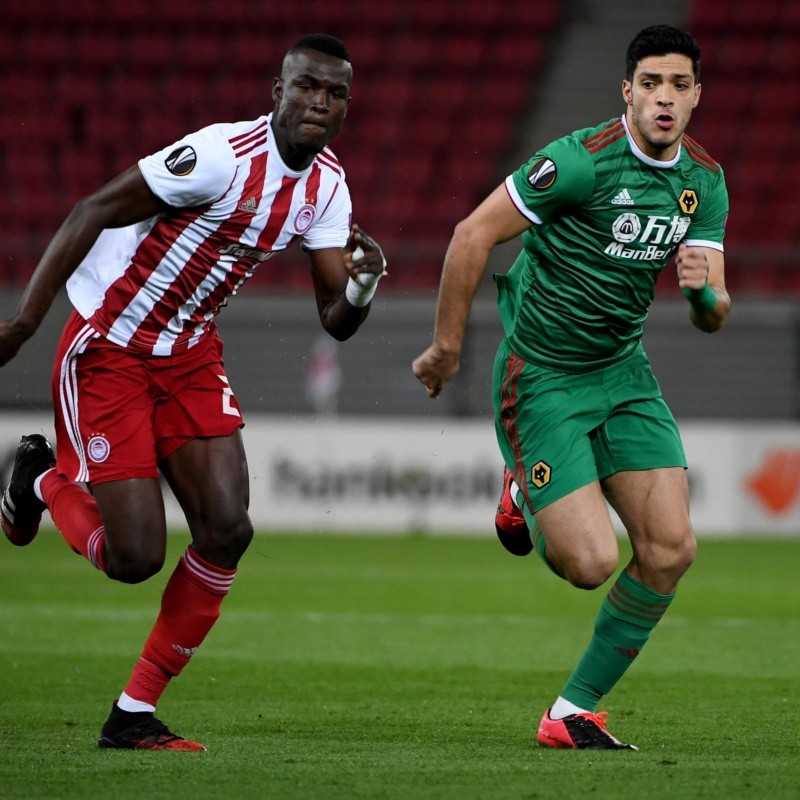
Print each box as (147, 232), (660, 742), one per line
(66, 113), (351, 356)
(316, 147), (342, 175)
(57, 322), (100, 482)
(106, 215), (228, 348)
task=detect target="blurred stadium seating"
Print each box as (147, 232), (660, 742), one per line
(0, 0), (559, 290)
(687, 0), (800, 293)
(2, 2), (797, 294)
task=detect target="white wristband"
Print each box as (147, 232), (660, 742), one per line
(345, 245), (386, 307)
(345, 272), (380, 307)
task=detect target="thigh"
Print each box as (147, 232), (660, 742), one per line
(534, 481), (619, 587)
(152, 332), (244, 463)
(160, 430), (252, 567)
(92, 477), (168, 579)
(492, 339), (606, 514)
(52, 312), (160, 484)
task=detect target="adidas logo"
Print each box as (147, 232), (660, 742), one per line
(238, 196), (258, 214)
(611, 188), (634, 206)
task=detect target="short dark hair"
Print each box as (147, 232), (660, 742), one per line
(625, 25), (701, 81)
(290, 34), (350, 63)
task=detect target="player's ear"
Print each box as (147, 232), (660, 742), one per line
(621, 79), (632, 105)
(272, 77), (283, 103)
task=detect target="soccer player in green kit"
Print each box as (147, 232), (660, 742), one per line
(413, 24), (730, 750)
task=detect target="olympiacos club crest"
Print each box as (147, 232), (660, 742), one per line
(87, 435), (110, 463)
(294, 204), (316, 233)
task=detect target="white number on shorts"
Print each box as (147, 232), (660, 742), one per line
(218, 375), (241, 417)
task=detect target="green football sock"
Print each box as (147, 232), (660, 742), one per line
(519, 499), (562, 578)
(559, 569), (675, 711)
(530, 521), (563, 578)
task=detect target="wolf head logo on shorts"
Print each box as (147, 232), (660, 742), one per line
(87, 435), (111, 463)
(531, 460), (552, 488)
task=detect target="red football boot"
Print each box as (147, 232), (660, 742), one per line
(537, 709), (638, 750)
(494, 467), (532, 556)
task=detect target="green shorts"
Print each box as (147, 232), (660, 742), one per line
(492, 339), (686, 515)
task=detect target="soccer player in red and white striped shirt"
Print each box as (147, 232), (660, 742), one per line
(0, 34), (386, 751)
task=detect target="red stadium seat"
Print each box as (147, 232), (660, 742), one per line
(0, 0), (561, 290)
(60, 149), (112, 197)
(0, 75), (50, 110)
(178, 35), (230, 75)
(56, 73), (106, 110)
(74, 32), (126, 73)
(127, 33), (180, 75)
(688, 0), (800, 293)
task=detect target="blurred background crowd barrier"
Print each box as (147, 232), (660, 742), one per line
(2, 0), (799, 533)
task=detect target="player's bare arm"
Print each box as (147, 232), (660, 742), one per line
(0, 167), (165, 366)
(308, 224), (386, 340)
(413, 184), (530, 398)
(675, 243), (730, 333)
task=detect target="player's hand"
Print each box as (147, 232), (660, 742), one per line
(0, 318), (31, 367)
(675, 242), (710, 290)
(412, 344), (460, 398)
(344, 225), (387, 283)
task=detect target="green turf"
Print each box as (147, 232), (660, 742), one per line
(1, 531), (799, 800)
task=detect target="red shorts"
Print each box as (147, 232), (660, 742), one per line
(52, 311), (244, 485)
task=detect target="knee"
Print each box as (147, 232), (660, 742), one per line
(193, 511), (254, 567)
(225, 515), (254, 559)
(662, 533), (697, 578)
(561, 549), (619, 591)
(106, 550), (165, 584)
(637, 531), (697, 588)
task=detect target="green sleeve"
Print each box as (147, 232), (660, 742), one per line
(509, 135), (596, 223)
(685, 166), (729, 246)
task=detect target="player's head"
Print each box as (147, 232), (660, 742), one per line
(271, 34), (353, 169)
(625, 25), (701, 82)
(622, 25), (702, 161)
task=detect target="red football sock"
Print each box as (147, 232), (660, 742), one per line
(123, 547), (236, 706)
(39, 471), (107, 573)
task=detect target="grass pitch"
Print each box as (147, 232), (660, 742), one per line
(1, 531), (798, 800)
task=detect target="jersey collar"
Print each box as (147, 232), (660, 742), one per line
(621, 114), (681, 169)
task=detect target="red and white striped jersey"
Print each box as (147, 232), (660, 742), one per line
(66, 114), (352, 356)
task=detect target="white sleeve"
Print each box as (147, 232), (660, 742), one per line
(301, 179), (352, 250)
(138, 125), (236, 208)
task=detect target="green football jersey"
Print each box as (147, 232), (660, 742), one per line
(496, 115), (728, 371)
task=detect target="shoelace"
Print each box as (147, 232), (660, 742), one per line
(581, 711), (609, 730)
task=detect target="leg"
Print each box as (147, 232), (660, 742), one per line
(532, 482), (619, 589)
(112, 433), (252, 734)
(39, 473), (168, 582)
(159, 431), (253, 569)
(93, 479), (168, 581)
(24, 455), (168, 583)
(45, 312), (170, 581)
(543, 468), (692, 746)
(603, 467), (696, 593)
(527, 479), (643, 750)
